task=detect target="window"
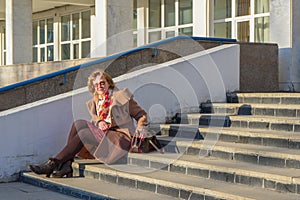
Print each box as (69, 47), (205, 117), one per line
(179, 0), (193, 25)
(60, 10), (91, 60)
(32, 18), (54, 62)
(236, 0), (250, 16)
(165, 0), (175, 27)
(147, 0), (193, 43)
(213, 0), (270, 43)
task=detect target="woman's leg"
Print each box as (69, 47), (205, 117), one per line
(54, 119), (98, 163)
(29, 119), (98, 177)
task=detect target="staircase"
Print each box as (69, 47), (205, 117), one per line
(21, 93), (300, 200)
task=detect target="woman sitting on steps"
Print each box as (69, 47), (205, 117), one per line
(29, 70), (148, 178)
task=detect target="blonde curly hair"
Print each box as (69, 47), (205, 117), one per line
(87, 70), (115, 95)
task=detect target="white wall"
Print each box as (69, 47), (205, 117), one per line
(0, 44), (239, 182)
(0, 93), (74, 182)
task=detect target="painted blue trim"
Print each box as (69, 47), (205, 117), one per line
(0, 36), (237, 92)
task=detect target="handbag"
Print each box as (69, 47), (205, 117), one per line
(130, 126), (163, 154)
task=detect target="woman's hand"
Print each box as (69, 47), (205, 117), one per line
(137, 115), (148, 128)
(98, 121), (110, 132)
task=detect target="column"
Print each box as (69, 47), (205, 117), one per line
(106, 0), (133, 55)
(6, 0), (32, 65)
(270, 0), (291, 91)
(136, 0), (146, 46)
(193, 0), (207, 37)
(91, 0), (107, 57)
(291, 0), (300, 91)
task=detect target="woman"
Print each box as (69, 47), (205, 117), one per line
(29, 70), (148, 178)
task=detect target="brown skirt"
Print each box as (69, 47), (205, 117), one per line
(82, 122), (131, 164)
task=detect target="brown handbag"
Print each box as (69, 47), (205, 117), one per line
(130, 126), (163, 154)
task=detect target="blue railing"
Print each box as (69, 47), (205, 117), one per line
(0, 36), (236, 92)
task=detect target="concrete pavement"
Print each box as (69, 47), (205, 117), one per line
(0, 182), (78, 200)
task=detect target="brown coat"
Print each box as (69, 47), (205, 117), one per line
(84, 88), (147, 164)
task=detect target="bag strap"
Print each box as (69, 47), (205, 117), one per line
(148, 140), (164, 154)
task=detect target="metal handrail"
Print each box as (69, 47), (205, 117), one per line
(0, 36), (236, 92)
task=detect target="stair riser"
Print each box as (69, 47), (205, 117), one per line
(73, 167), (224, 200)
(200, 132), (300, 149)
(160, 127), (203, 139)
(227, 95), (300, 104)
(179, 116), (231, 127)
(126, 157), (300, 195)
(185, 147), (300, 169)
(157, 141), (300, 169)
(240, 97), (300, 104)
(202, 106), (300, 118)
(231, 120), (300, 132)
(160, 127), (300, 149)
(180, 116), (300, 131)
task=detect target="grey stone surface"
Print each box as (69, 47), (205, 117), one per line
(276, 109), (296, 117)
(157, 185), (179, 198)
(234, 153), (258, 164)
(271, 123), (293, 131)
(209, 171), (234, 183)
(236, 175), (263, 187)
(276, 183), (296, 193)
(211, 150), (233, 160)
(187, 167), (209, 178)
(259, 156), (285, 168)
(0, 182), (79, 200)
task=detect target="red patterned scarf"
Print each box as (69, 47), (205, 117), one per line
(96, 90), (113, 122)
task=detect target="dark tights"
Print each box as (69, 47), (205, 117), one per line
(55, 119), (98, 164)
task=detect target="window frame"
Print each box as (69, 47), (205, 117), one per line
(59, 10), (91, 61)
(146, 0), (193, 44)
(213, 0), (270, 43)
(32, 18), (54, 63)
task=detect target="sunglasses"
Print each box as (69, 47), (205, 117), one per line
(93, 81), (107, 88)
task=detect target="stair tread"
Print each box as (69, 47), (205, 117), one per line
(202, 127), (300, 140)
(75, 162), (300, 200)
(179, 113), (300, 123)
(128, 153), (300, 183)
(236, 93), (300, 97)
(22, 172), (177, 200)
(159, 136), (300, 159)
(203, 103), (300, 109)
(159, 124), (300, 140)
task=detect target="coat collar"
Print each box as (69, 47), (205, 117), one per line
(111, 88), (132, 106)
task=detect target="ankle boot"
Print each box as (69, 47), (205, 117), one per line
(52, 159), (73, 178)
(29, 158), (59, 178)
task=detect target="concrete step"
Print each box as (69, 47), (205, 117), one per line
(158, 137), (300, 169)
(177, 113), (300, 132)
(20, 172), (177, 200)
(227, 93), (300, 104)
(158, 124), (300, 149)
(175, 113), (232, 126)
(200, 103), (300, 117)
(127, 153), (300, 194)
(201, 127), (300, 149)
(230, 115), (300, 132)
(69, 160), (300, 200)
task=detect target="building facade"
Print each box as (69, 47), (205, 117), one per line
(0, 0), (299, 91)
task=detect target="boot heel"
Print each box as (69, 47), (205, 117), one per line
(51, 159), (73, 178)
(66, 172), (73, 178)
